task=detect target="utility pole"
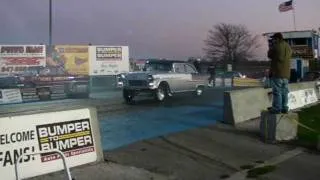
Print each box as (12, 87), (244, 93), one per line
(49, 0), (53, 55)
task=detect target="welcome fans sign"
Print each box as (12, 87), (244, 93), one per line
(0, 108), (98, 179)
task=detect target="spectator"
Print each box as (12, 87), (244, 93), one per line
(207, 65), (216, 87)
(267, 32), (292, 114)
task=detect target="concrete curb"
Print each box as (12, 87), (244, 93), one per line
(224, 81), (319, 125)
(27, 162), (171, 180)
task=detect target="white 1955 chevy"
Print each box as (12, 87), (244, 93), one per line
(118, 60), (208, 103)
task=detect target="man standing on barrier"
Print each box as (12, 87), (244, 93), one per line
(268, 32), (292, 114)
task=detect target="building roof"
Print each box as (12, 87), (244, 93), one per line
(263, 30), (319, 39)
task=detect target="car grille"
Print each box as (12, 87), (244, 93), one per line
(128, 80), (147, 86)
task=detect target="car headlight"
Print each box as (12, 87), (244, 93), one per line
(147, 75), (154, 81)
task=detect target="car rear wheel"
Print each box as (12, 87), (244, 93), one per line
(123, 89), (135, 104)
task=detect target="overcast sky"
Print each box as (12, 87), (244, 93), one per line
(0, 0), (319, 60)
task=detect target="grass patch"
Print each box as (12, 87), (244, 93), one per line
(240, 164), (254, 170)
(246, 165), (276, 178)
(297, 104), (320, 147)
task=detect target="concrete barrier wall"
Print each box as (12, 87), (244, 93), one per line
(232, 77), (263, 87)
(215, 77), (263, 88)
(224, 81), (319, 125)
(224, 87), (270, 125)
(0, 107), (103, 180)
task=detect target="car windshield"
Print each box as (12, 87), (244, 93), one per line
(143, 62), (172, 72)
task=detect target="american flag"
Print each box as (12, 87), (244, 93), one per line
(278, 0), (294, 12)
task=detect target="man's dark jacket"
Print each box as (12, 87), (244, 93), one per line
(268, 40), (292, 79)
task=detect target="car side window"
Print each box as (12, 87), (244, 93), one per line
(184, 64), (197, 74)
(174, 63), (185, 73)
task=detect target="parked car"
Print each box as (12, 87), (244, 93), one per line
(120, 60), (208, 103)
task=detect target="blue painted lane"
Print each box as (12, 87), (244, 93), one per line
(100, 102), (223, 150)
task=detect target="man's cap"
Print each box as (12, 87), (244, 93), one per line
(271, 32), (283, 40)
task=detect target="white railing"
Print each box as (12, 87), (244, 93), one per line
(15, 149), (72, 180)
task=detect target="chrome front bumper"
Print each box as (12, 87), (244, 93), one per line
(123, 80), (157, 90)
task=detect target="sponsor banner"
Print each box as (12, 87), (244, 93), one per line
(51, 45), (89, 75)
(89, 46), (129, 76)
(96, 46), (122, 60)
(0, 108), (97, 180)
(0, 45), (46, 74)
(0, 45), (46, 57)
(288, 88), (318, 110)
(36, 119), (94, 162)
(0, 89), (22, 104)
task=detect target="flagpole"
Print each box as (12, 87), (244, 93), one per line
(292, 1), (297, 30)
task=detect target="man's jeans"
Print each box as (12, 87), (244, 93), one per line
(271, 78), (289, 113)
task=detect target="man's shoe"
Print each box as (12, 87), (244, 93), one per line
(268, 108), (281, 114)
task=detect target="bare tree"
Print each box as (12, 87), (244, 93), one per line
(204, 23), (260, 68)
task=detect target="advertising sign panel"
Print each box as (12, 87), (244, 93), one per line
(0, 45), (46, 74)
(288, 88), (318, 110)
(0, 108), (97, 180)
(89, 46), (129, 75)
(0, 89), (23, 104)
(51, 45), (89, 75)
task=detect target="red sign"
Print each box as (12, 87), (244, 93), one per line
(26, 46), (44, 53)
(3, 57), (43, 66)
(0, 45), (45, 57)
(0, 46), (24, 54)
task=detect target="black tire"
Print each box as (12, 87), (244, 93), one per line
(123, 89), (135, 104)
(155, 83), (168, 102)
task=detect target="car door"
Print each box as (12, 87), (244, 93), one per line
(184, 63), (199, 90)
(171, 63), (189, 92)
